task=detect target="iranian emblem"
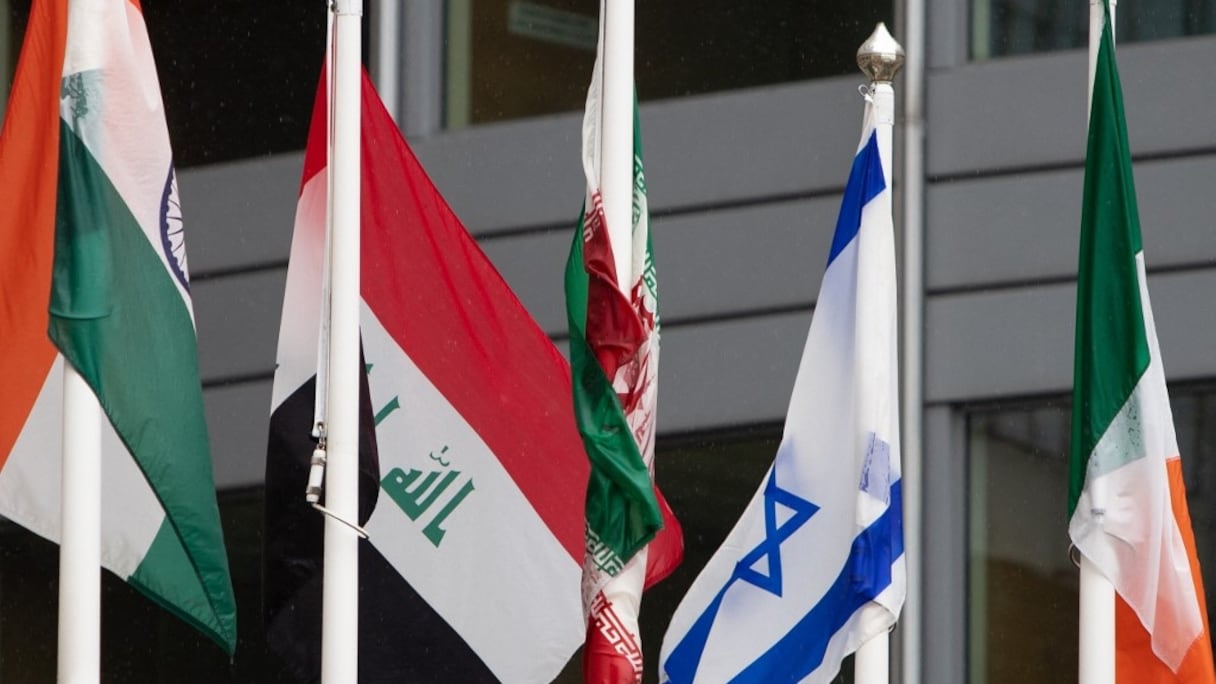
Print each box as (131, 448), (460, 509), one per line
(159, 166), (189, 290)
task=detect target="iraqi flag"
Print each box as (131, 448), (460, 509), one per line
(1068, 3), (1216, 681)
(0, 0), (237, 653)
(660, 86), (904, 683)
(264, 65), (589, 682)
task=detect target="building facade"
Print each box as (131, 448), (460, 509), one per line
(2, 1), (1216, 682)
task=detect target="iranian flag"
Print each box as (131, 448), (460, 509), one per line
(565, 15), (683, 682)
(1069, 2), (1215, 681)
(265, 64), (590, 682)
(0, 0), (236, 653)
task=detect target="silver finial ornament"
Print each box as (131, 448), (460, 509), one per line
(857, 22), (905, 84)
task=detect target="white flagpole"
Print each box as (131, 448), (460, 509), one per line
(854, 22), (904, 684)
(322, 0), (362, 682)
(600, 0), (634, 291)
(59, 364), (102, 683)
(1078, 1), (1116, 683)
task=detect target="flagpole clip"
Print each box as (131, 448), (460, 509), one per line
(331, 0), (362, 16)
(1068, 543), (1083, 569)
(305, 424), (328, 504)
(311, 503), (370, 539)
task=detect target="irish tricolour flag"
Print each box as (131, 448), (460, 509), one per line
(265, 65), (590, 682)
(1069, 2), (1216, 681)
(0, 0), (236, 652)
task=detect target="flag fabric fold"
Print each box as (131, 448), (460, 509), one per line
(265, 63), (591, 683)
(565, 11), (684, 681)
(0, 0), (236, 653)
(659, 94), (904, 684)
(1068, 3), (1216, 681)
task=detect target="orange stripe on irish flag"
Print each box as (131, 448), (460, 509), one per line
(0, 0), (68, 468)
(1115, 457), (1216, 684)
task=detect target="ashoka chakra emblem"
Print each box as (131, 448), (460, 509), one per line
(159, 166), (190, 291)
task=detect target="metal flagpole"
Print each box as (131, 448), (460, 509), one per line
(1078, 1), (1116, 683)
(600, 0), (634, 292)
(322, 0), (363, 682)
(854, 23), (904, 684)
(59, 365), (102, 683)
(898, 0), (926, 678)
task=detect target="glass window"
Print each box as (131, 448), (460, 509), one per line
(972, 0), (1216, 60)
(966, 385), (1216, 683)
(444, 0), (893, 129)
(1, 1), (368, 168)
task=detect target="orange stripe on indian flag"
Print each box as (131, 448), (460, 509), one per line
(1116, 457), (1216, 684)
(0, 0), (68, 468)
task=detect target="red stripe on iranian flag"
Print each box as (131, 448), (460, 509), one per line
(343, 71), (587, 562)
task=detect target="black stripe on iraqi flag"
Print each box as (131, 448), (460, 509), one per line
(264, 371), (496, 682)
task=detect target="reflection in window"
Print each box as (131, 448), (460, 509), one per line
(972, 0), (1216, 60)
(967, 386), (1216, 683)
(1, 1), (368, 168)
(444, 0), (893, 129)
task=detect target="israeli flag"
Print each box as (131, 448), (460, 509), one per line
(659, 96), (905, 683)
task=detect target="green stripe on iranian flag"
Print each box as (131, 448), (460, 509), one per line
(566, 19), (678, 677)
(1068, 4), (1210, 677)
(565, 98), (661, 577)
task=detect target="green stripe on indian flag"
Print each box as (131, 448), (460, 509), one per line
(47, 73), (235, 650)
(360, 304), (584, 684)
(1069, 254), (1204, 672)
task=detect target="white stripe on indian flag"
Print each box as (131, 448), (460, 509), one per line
(61, 0), (186, 311)
(360, 303), (583, 684)
(0, 356), (165, 579)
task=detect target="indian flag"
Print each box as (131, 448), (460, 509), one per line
(0, 0), (236, 653)
(1068, 2), (1215, 681)
(565, 10), (683, 681)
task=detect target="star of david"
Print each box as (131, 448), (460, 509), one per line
(730, 470), (819, 598)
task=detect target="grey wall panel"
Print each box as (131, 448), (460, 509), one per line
(927, 169), (1082, 290)
(656, 311), (811, 434)
(412, 76), (867, 235)
(927, 154), (1216, 291)
(927, 35), (1216, 177)
(479, 197), (840, 336)
(927, 0), (969, 69)
(926, 269), (1216, 403)
(204, 380), (273, 489)
(180, 154), (302, 276)
(193, 269), (286, 383)
(636, 78), (864, 211)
